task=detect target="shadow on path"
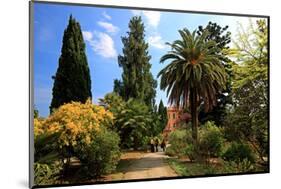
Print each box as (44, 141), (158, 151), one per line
(106, 151), (178, 181)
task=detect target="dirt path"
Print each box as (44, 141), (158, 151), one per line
(106, 151), (178, 181)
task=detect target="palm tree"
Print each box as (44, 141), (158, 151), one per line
(158, 28), (227, 143)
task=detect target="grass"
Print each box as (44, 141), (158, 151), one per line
(166, 157), (268, 177)
(166, 158), (220, 176)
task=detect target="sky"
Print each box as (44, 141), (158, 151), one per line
(33, 2), (261, 117)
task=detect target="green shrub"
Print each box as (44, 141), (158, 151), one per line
(168, 129), (189, 158)
(167, 122), (224, 162)
(167, 129), (196, 161)
(222, 142), (255, 168)
(184, 144), (196, 162)
(165, 146), (176, 156)
(222, 159), (255, 173)
(34, 162), (62, 185)
(34, 132), (62, 185)
(198, 121), (224, 161)
(222, 142), (255, 163)
(75, 129), (121, 178)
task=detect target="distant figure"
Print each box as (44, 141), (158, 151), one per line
(161, 139), (166, 152)
(150, 138), (155, 152)
(155, 138), (159, 152)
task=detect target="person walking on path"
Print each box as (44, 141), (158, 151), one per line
(150, 138), (155, 152)
(161, 139), (166, 152)
(155, 138), (159, 152)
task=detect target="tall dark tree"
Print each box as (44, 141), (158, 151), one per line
(197, 22), (233, 126)
(50, 15), (92, 112)
(114, 16), (157, 108)
(158, 100), (168, 132)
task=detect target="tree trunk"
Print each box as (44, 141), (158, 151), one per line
(190, 89), (198, 144)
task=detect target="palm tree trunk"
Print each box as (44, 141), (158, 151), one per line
(190, 89), (198, 144)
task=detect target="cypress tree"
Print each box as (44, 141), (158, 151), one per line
(114, 16), (157, 108)
(158, 99), (168, 131)
(50, 15), (92, 112)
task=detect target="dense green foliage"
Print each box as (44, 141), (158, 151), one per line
(158, 28), (227, 142)
(34, 108), (39, 118)
(222, 142), (255, 163)
(166, 129), (192, 158)
(116, 99), (152, 149)
(167, 121), (224, 163)
(100, 93), (155, 149)
(198, 121), (224, 161)
(34, 133), (62, 185)
(222, 142), (255, 167)
(158, 100), (168, 133)
(50, 15), (92, 112)
(197, 22), (233, 126)
(223, 19), (268, 162)
(34, 162), (62, 185)
(114, 16), (157, 108)
(76, 129), (121, 178)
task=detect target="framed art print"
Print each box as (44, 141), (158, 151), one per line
(29, 1), (269, 188)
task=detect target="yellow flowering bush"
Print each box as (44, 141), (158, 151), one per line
(34, 99), (113, 148)
(34, 118), (45, 138)
(34, 100), (120, 181)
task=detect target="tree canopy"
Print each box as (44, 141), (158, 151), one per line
(114, 16), (157, 108)
(158, 28), (227, 142)
(50, 15), (92, 112)
(224, 19), (268, 162)
(197, 22), (233, 126)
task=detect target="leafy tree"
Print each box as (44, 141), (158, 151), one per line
(224, 19), (268, 163)
(116, 99), (152, 149)
(34, 108), (39, 118)
(114, 16), (157, 108)
(197, 22), (233, 125)
(50, 15), (92, 112)
(99, 92), (125, 116)
(197, 22), (231, 50)
(158, 28), (227, 143)
(99, 92), (126, 132)
(158, 99), (168, 132)
(100, 93), (153, 149)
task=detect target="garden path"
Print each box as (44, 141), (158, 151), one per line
(105, 151), (178, 181)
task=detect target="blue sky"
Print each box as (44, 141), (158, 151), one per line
(33, 2), (259, 117)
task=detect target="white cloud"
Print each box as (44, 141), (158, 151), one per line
(142, 11), (161, 28)
(82, 31), (93, 41)
(97, 21), (119, 34)
(83, 30), (117, 59)
(102, 11), (111, 20)
(148, 34), (166, 49)
(131, 10), (141, 16)
(131, 10), (161, 28)
(92, 32), (117, 58)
